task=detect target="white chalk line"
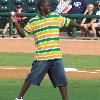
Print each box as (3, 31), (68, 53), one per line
(0, 67), (100, 74)
(1, 68), (17, 70)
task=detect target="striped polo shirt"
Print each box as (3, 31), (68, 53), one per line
(23, 13), (70, 60)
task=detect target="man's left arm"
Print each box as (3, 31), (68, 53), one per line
(70, 20), (90, 33)
(60, 16), (89, 33)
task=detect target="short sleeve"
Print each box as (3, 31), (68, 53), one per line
(23, 21), (33, 37)
(59, 16), (71, 28)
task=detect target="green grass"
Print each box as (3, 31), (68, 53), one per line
(0, 78), (100, 100)
(0, 52), (33, 67)
(0, 52), (100, 100)
(0, 52), (100, 69)
(62, 55), (100, 69)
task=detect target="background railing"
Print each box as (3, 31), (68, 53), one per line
(0, 12), (100, 38)
(1, 12), (100, 18)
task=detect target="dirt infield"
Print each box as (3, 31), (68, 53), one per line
(0, 38), (100, 55)
(0, 38), (100, 79)
(0, 66), (100, 79)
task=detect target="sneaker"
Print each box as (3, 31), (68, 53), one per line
(15, 98), (23, 100)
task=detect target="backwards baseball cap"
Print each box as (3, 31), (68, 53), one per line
(16, 5), (21, 8)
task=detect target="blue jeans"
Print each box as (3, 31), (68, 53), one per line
(25, 59), (68, 88)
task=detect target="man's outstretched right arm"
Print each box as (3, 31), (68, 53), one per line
(11, 12), (27, 38)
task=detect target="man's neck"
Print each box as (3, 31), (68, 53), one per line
(41, 13), (48, 17)
(40, 11), (50, 17)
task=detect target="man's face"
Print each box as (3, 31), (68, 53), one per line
(40, 2), (51, 15)
(64, 0), (69, 1)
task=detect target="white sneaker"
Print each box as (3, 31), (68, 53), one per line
(15, 98), (23, 100)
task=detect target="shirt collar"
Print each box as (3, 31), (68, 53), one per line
(38, 13), (52, 19)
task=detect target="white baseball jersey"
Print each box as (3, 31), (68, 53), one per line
(55, 0), (71, 13)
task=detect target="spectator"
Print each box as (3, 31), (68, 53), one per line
(15, 5), (25, 24)
(55, 0), (71, 14)
(15, 5), (26, 34)
(54, 0), (71, 35)
(65, 0), (88, 37)
(91, 2), (100, 37)
(81, 4), (95, 37)
(67, 0), (88, 14)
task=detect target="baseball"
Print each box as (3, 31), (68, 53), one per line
(10, 11), (15, 15)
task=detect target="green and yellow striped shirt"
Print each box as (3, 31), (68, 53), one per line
(24, 13), (70, 60)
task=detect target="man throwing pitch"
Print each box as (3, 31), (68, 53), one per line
(11, 0), (89, 100)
